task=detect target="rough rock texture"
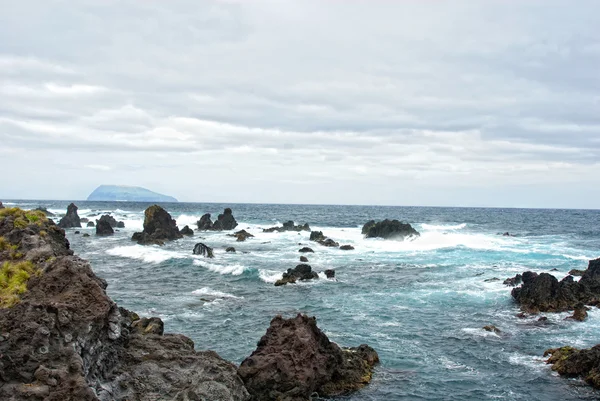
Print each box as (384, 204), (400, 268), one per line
(212, 208), (238, 231)
(180, 225), (194, 236)
(298, 247), (314, 253)
(131, 205), (182, 245)
(229, 230), (254, 242)
(197, 213), (213, 230)
(362, 219), (419, 240)
(238, 314), (379, 400)
(503, 274), (522, 287)
(565, 305), (588, 321)
(483, 325), (501, 333)
(58, 203), (82, 228)
(0, 209), (250, 401)
(274, 264), (318, 286)
(545, 345), (600, 389)
(264, 221), (310, 233)
(511, 259), (600, 313)
(116, 221), (125, 229)
(98, 215), (118, 228)
(319, 238), (339, 248)
(193, 242), (214, 258)
(96, 219), (114, 236)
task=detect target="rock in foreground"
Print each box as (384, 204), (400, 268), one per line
(131, 205), (182, 245)
(58, 203), (81, 228)
(545, 345), (600, 389)
(238, 314), (379, 401)
(362, 219), (419, 240)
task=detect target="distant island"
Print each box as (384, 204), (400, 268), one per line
(87, 185), (178, 202)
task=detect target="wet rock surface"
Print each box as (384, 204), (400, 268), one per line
(545, 345), (600, 389)
(362, 219), (420, 240)
(275, 264), (319, 286)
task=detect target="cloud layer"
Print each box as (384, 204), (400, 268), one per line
(1, 1), (599, 207)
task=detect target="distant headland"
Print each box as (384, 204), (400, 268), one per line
(87, 185), (178, 202)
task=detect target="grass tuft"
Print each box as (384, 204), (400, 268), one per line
(0, 260), (39, 308)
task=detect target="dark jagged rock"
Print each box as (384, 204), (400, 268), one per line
(264, 221), (310, 233)
(565, 304), (588, 321)
(212, 208), (238, 231)
(34, 207), (55, 216)
(300, 256), (309, 262)
(299, 247), (314, 253)
(569, 269), (586, 277)
(275, 264), (318, 286)
(87, 221), (95, 227)
(511, 258), (600, 313)
(197, 213), (213, 230)
(229, 229), (254, 242)
(131, 205), (182, 245)
(180, 225), (194, 236)
(324, 269), (335, 279)
(96, 219), (114, 236)
(362, 219), (420, 240)
(483, 325), (501, 333)
(98, 214), (118, 228)
(193, 242), (214, 258)
(226, 246), (236, 253)
(116, 221), (125, 228)
(545, 345), (600, 389)
(319, 238), (340, 247)
(238, 314), (379, 400)
(340, 245), (355, 250)
(309, 231), (325, 241)
(503, 274), (522, 287)
(0, 208), (249, 400)
(58, 203), (82, 228)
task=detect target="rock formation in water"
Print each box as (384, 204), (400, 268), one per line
(96, 219), (114, 236)
(0, 207), (249, 400)
(58, 203), (82, 228)
(545, 345), (600, 389)
(264, 221), (310, 233)
(274, 264), (318, 286)
(298, 247), (314, 253)
(309, 231), (339, 248)
(87, 221), (95, 227)
(228, 229), (254, 242)
(340, 245), (355, 250)
(180, 225), (194, 236)
(193, 242), (214, 258)
(511, 258), (600, 313)
(238, 314), (379, 400)
(131, 205), (182, 245)
(362, 219), (420, 240)
(197, 209), (238, 231)
(197, 213), (213, 230)
(87, 185), (178, 202)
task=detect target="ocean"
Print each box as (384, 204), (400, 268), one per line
(5, 200), (600, 400)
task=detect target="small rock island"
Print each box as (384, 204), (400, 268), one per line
(87, 185), (178, 202)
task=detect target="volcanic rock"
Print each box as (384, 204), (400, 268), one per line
(238, 314), (379, 400)
(0, 201), (4, 209)
(131, 205), (183, 245)
(226, 246), (236, 253)
(362, 219), (419, 240)
(299, 247), (314, 253)
(180, 225), (194, 236)
(569, 269), (586, 277)
(229, 229), (254, 242)
(96, 219), (114, 236)
(309, 231), (326, 241)
(97, 214), (118, 228)
(324, 269), (335, 279)
(58, 203), (82, 228)
(80, 217), (89, 223)
(264, 221), (310, 233)
(503, 274), (522, 287)
(197, 213), (213, 230)
(34, 207), (54, 216)
(545, 345), (600, 389)
(212, 208), (238, 231)
(565, 304), (588, 321)
(116, 221), (125, 228)
(274, 264), (318, 286)
(483, 325), (501, 333)
(193, 242), (214, 258)
(319, 238), (340, 247)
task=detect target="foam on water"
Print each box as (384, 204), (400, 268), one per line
(193, 259), (248, 275)
(192, 287), (242, 299)
(107, 245), (187, 263)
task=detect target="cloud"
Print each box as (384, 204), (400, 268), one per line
(0, 0), (599, 207)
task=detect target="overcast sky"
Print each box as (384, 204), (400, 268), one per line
(1, 1), (599, 208)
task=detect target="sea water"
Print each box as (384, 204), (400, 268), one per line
(7, 200), (600, 400)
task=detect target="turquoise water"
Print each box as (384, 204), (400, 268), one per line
(7, 200), (600, 400)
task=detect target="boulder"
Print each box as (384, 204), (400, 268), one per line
(264, 221), (310, 233)
(193, 242), (214, 258)
(212, 208), (238, 231)
(362, 219), (420, 240)
(229, 229), (254, 242)
(58, 203), (82, 228)
(340, 245), (355, 250)
(96, 219), (114, 236)
(197, 213), (213, 230)
(131, 205), (183, 245)
(226, 247), (236, 253)
(299, 247), (314, 253)
(300, 256), (309, 262)
(503, 274), (522, 287)
(116, 221), (125, 228)
(511, 258), (600, 313)
(319, 238), (339, 247)
(275, 264), (318, 286)
(0, 208), (250, 401)
(309, 231), (325, 241)
(324, 269), (335, 279)
(98, 214), (118, 228)
(87, 221), (95, 227)
(545, 345), (600, 389)
(180, 225), (194, 236)
(238, 314), (379, 400)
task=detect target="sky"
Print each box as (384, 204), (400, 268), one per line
(1, 1), (599, 208)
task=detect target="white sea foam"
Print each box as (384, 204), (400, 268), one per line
(107, 245), (186, 263)
(258, 269), (283, 283)
(192, 287), (241, 299)
(193, 259), (247, 275)
(176, 214), (201, 228)
(421, 223), (467, 230)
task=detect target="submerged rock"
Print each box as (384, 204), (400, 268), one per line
(319, 238), (339, 247)
(324, 269), (335, 279)
(116, 221), (125, 228)
(58, 203), (81, 228)
(180, 225), (194, 236)
(132, 205), (183, 245)
(80, 217), (89, 223)
(300, 256), (309, 262)
(238, 314), (379, 400)
(340, 245), (355, 250)
(264, 221), (310, 233)
(193, 242), (214, 258)
(503, 274), (522, 287)
(362, 219), (420, 240)
(545, 345), (600, 389)
(275, 264), (318, 286)
(483, 325), (501, 334)
(0, 208), (249, 400)
(309, 231), (339, 247)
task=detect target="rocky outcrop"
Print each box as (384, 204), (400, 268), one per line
(58, 203), (81, 228)
(319, 238), (339, 247)
(274, 264), (318, 286)
(483, 325), (501, 334)
(264, 221), (310, 233)
(340, 245), (355, 250)
(0, 208), (249, 400)
(511, 258), (600, 313)
(87, 221), (95, 227)
(299, 247), (314, 253)
(238, 314), (379, 400)
(96, 219), (114, 236)
(131, 205), (182, 245)
(565, 304), (588, 321)
(362, 219), (419, 240)
(197, 213), (213, 230)
(193, 242), (214, 258)
(503, 274), (522, 287)
(96, 215), (124, 229)
(229, 229), (254, 242)
(180, 225), (194, 236)
(309, 231), (339, 247)
(545, 345), (600, 389)
(324, 269), (335, 279)
(212, 208), (238, 231)
(300, 256), (309, 262)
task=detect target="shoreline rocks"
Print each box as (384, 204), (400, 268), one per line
(96, 218), (114, 236)
(362, 219), (419, 240)
(238, 314), (379, 400)
(58, 203), (81, 228)
(299, 247), (314, 253)
(545, 345), (600, 389)
(132, 205), (183, 245)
